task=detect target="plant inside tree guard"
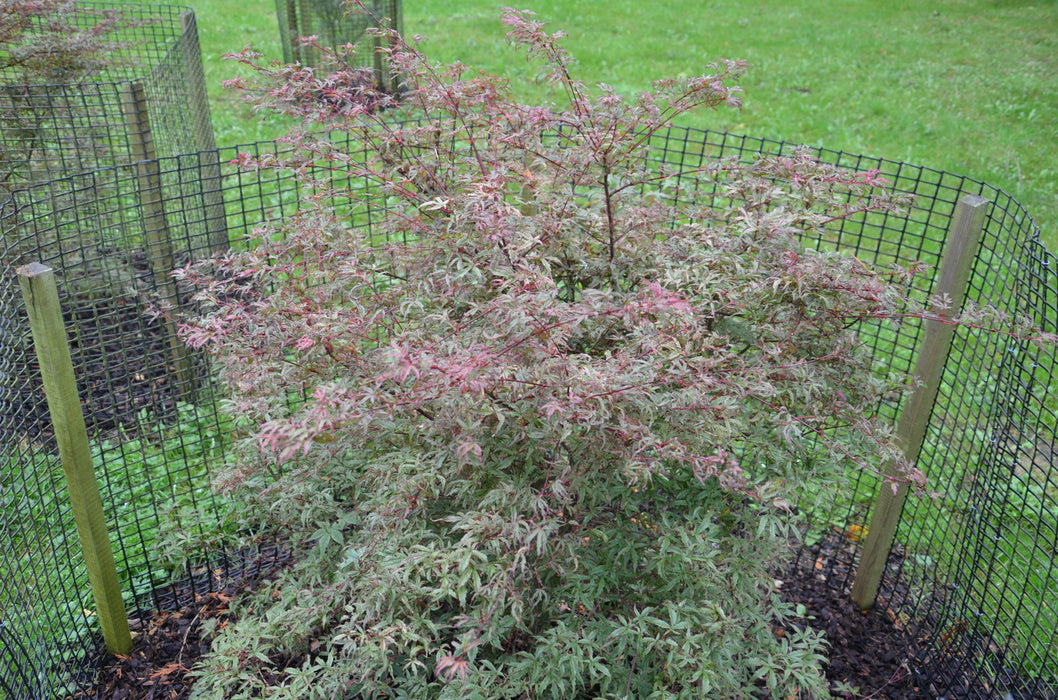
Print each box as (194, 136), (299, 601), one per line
(0, 0), (142, 192)
(177, 7), (972, 698)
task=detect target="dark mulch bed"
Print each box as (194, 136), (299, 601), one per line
(777, 535), (1044, 699)
(77, 541), (935, 699)
(776, 543), (921, 698)
(71, 544), (293, 700)
(79, 589), (236, 700)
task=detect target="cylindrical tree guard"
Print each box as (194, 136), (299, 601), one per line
(275, 0), (403, 93)
(0, 2), (219, 194)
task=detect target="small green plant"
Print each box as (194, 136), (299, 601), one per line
(177, 8), (958, 698)
(0, 402), (230, 605)
(0, 401), (232, 693)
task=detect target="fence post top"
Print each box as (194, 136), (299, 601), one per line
(16, 262), (53, 278)
(959, 193), (990, 208)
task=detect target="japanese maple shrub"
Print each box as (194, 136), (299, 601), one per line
(179, 8), (920, 698)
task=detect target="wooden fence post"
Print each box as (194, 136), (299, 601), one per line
(121, 81), (196, 398)
(282, 0), (299, 64)
(17, 262), (133, 656)
(299, 0), (318, 65)
(179, 10), (229, 253)
(850, 194), (990, 609)
(382, 0), (403, 94)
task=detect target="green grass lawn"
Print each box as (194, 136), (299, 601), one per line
(183, 0), (1057, 249)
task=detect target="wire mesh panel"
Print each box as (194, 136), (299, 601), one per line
(0, 2), (218, 197)
(650, 132), (1056, 697)
(0, 144), (301, 697)
(919, 234), (1058, 697)
(0, 126), (1055, 697)
(275, 0), (403, 92)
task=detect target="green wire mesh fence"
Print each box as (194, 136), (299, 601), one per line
(275, 0), (403, 92)
(0, 126), (1054, 698)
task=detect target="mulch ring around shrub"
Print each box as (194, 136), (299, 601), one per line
(89, 589), (236, 700)
(775, 538), (921, 698)
(78, 548), (931, 699)
(778, 533), (1048, 699)
(70, 543), (294, 700)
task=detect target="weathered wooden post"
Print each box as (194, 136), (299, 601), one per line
(17, 262), (133, 656)
(299, 0), (317, 65)
(121, 80), (196, 398)
(179, 10), (229, 253)
(388, 0), (404, 94)
(282, 0), (300, 64)
(850, 194), (990, 609)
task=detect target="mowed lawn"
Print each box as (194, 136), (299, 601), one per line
(186, 0), (1057, 249)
